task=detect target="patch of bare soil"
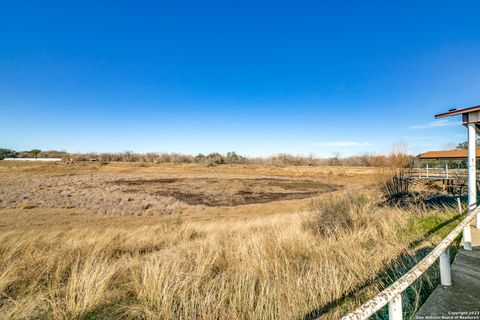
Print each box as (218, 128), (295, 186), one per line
(0, 174), (339, 214)
(113, 177), (339, 207)
(0, 174), (184, 215)
(154, 190), (320, 206)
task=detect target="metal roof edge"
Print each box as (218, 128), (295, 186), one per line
(435, 105), (480, 119)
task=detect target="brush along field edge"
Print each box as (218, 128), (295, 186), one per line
(340, 206), (479, 320)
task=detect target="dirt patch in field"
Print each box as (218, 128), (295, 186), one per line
(154, 190), (320, 206)
(115, 178), (180, 185)
(0, 169), (340, 214)
(112, 177), (338, 207)
(0, 174), (184, 215)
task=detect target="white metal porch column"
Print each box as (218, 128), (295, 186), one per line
(468, 123), (477, 211)
(467, 123), (480, 229)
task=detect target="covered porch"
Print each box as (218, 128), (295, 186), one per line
(409, 149), (480, 194)
(413, 149), (480, 179)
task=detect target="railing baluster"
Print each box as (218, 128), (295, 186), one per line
(463, 226), (472, 251)
(439, 248), (452, 286)
(388, 295), (402, 320)
(459, 198), (473, 251)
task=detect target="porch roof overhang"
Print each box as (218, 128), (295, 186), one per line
(420, 150), (480, 160)
(435, 105), (480, 134)
(435, 105), (480, 119)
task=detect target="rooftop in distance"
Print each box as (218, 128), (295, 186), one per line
(420, 149), (480, 160)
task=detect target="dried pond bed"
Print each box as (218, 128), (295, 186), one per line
(114, 177), (337, 206)
(0, 174), (339, 214)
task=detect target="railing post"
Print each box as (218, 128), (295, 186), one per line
(459, 197), (473, 251)
(446, 163), (449, 179)
(426, 163), (429, 178)
(463, 225), (472, 251)
(388, 295), (402, 320)
(439, 248), (452, 286)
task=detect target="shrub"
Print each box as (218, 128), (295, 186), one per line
(225, 151), (248, 164)
(377, 145), (414, 202)
(0, 148), (17, 160)
(305, 194), (372, 237)
(195, 153), (226, 166)
(380, 168), (412, 198)
(30, 149), (41, 158)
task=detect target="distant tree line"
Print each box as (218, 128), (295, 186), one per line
(455, 140), (480, 150)
(0, 147), (418, 167)
(0, 148), (68, 160)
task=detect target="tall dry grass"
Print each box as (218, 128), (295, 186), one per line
(0, 195), (455, 319)
(375, 145), (416, 202)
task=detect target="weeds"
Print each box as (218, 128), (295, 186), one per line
(305, 194), (372, 237)
(377, 146), (416, 204)
(379, 168), (412, 199)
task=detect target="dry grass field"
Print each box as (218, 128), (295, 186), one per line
(0, 161), (459, 319)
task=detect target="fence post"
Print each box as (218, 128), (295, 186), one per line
(439, 248), (452, 286)
(446, 163), (449, 178)
(459, 198), (472, 251)
(388, 295), (402, 320)
(463, 225), (472, 251)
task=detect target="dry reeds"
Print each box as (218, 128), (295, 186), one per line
(0, 195), (453, 319)
(377, 145), (415, 201)
(305, 194), (372, 237)
(380, 168), (413, 198)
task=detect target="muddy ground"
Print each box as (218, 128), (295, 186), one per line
(0, 166), (340, 215)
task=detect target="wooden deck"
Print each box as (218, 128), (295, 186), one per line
(414, 223), (480, 319)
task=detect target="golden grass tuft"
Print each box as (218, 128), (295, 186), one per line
(47, 256), (119, 319)
(17, 203), (34, 210)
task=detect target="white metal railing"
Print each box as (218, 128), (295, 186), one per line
(340, 202), (478, 320)
(410, 167), (468, 179)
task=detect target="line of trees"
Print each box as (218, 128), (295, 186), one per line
(0, 148), (69, 160)
(0, 148), (410, 167)
(4, 142), (478, 168)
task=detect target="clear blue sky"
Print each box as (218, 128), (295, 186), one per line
(1, 1), (480, 157)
